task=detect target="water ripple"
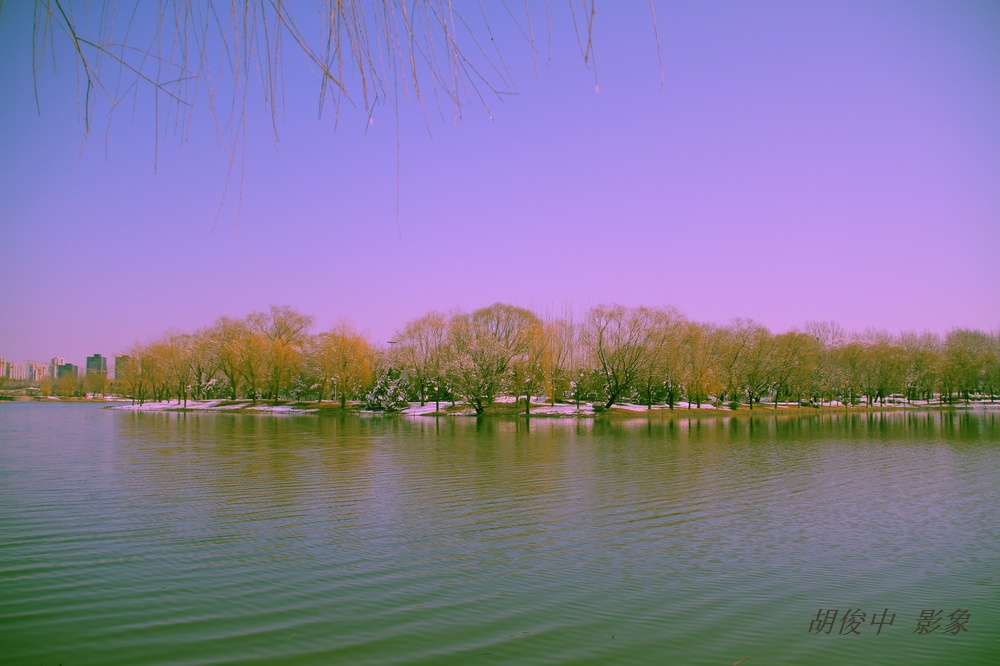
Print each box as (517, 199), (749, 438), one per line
(1, 404), (998, 665)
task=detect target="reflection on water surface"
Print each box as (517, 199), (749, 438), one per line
(2, 404), (998, 665)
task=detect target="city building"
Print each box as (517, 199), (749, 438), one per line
(57, 364), (79, 379)
(7, 362), (30, 381)
(114, 356), (131, 380)
(50, 357), (65, 379)
(86, 354), (108, 376)
(27, 362), (49, 382)
(0, 358), (52, 383)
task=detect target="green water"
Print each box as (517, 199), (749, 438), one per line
(1, 403), (998, 665)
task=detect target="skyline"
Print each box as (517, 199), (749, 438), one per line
(2, 1), (999, 364)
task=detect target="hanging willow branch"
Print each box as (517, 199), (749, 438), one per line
(26, 1), (661, 224)
(31, 1), (656, 140)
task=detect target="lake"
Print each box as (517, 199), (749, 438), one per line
(1, 403), (998, 664)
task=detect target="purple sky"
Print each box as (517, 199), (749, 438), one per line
(1, 1), (999, 367)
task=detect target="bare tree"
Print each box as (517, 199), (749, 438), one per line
(187, 328), (218, 400)
(446, 303), (539, 414)
(584, 304), (659, 409)
(725, 319), (778, 410)
(162, 330), (193, 407)
(395, 311), (449, 407)
(205, 316), (246, 399)
(769, 330), (821, 408)
(261, 305), (314, 402)
(942, 329), (994, 404)
(831, 341), (866, 407)
(509, 319), (547, 415)
(314, 321), (374, 408)
(635, 307), (685, 409)
(680, 322), (724, 408)
(856, 329), (905, 407)
(83, 369), (108, 398)
(539, 317), (576, 406)
(900, 331), (942, 403)
(119, 340), (168, 404)
(116, 351), (141, 405)
(236, 313), (268, 403)
(985, 331), (1000, 402)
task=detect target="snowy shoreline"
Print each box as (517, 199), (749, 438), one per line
(101, 398), (1000, 417)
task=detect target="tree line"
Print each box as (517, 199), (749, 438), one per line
(109, 304), (1000, 413)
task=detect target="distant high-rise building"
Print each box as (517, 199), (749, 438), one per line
(1, 359), (51, 382)
(114, 356), (131, 381)
(50, 357), (65, 380)
(57, 364), (79, 379)
(86, 354), (108, 376)
(27, 362), (49, 382)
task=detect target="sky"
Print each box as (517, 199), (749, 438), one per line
(1, 1), (999, 367)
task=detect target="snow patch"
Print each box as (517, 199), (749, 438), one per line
(614, 403), (653, 412)
(402, 402), (446, 415)
(110, 399), (316, 414)
(531, 403), (594, 415)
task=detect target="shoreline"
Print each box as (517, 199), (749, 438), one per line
(5, 396), (999, 418)
(84, 397), (1000, 418)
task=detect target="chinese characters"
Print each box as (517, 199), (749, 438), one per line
(808, 609), (970, 636)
